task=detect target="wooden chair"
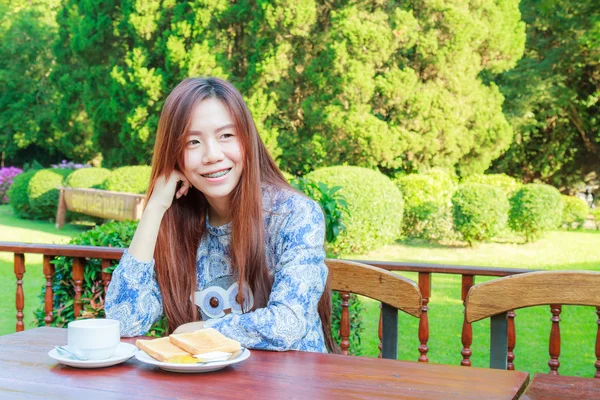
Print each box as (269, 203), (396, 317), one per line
(465, 270), (600, 373)
(325, 259), (422, 359)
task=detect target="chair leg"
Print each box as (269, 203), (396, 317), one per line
(490, 312), (508, 369)
(381, 303), (398, 360)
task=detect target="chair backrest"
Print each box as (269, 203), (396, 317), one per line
(465, 270), (600, 370)
(325, 259), (422, 359)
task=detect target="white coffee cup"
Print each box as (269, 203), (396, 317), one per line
(67, 318), (120, 360)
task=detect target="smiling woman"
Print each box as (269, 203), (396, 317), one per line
(104, 77), (337, 354)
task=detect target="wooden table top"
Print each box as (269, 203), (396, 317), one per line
(0, 327), (530, 399)
(521, 373), (600, 400)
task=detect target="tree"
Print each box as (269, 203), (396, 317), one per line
(492, 0), (600, 191)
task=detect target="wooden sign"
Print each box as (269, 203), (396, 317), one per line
(55, 188), (146, 229)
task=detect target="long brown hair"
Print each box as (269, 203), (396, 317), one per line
(147, 77), (336, 352)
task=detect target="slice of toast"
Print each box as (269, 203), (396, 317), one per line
(169, 328), (241, 355)
(136, 337), (194, 362)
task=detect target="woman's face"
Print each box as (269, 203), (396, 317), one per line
(182, 98), (243, 210)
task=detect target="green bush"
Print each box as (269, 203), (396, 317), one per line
(461, 173), (522, 196)
(7, 170), (37, 218)
(27, 168), (72, 220)
(281, 171), (295, 183)
(561, 195), (589, 228)
(395, 168), (457, 241)
(509, 184), (563, 242)
(34, 220), (167, 336)
(103, 166), (151, 194)
(452, 183), (509, 245)
(591, 208), (600, 230)
(66, 167), (111, 189)
(307, 166), (403, 254)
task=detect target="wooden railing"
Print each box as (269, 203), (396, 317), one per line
(2, 241), (599, 378)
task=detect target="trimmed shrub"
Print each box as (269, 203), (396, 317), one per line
(561, 195), (589, 228)
(0, 166), (23, 204)
(452, 183), (509, 245)
(281, 171), (295, 183)
(395, 168), (457, 241)
(103, 166), (151, 194)
(307, 166), (403, 254)
(509, 184), (563, 242)
(461, 173), (522, 196)
(7, 170), (37, 218)
(27, 168), (72, 220)
(66, 167), (111, 189)
(591, 208), (600, 230)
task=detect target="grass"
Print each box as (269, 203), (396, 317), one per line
(1, 205), (599, 377)
(0, 205), (90, 336)
(346, 230), (600, 378)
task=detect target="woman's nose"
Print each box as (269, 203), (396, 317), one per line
(202, 139), (224, 164)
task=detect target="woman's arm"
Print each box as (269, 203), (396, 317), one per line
(203, 196), (328, 351)
(105, 172), (190, 335)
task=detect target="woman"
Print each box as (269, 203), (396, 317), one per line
(105, 77), (335, 353)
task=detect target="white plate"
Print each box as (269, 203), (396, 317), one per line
(135, 348), (251, 373)
(48, 342), (138, 369)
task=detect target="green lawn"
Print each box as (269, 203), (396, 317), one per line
(347, 231), (600, 378)
(1, 204), (599, 377)
(0, 205), (90, 336)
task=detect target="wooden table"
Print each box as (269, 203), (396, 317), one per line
(0, 327), (529, 399)
(520, 373), (600, 399)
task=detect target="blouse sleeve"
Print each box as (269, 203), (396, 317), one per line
(104, 250), (163, 337)
(204, 196), (328, 351)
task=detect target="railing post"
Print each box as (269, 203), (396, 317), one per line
(461, 275), (474, 366)
(14, 253), (25, 332)
(418, 272), (431, 362)
(549, 304), (562, 375)
(507, 310), (516, 370)
(43, 255), (55, 326)
(340, 291), (351, 355)
(378, 303), (383, 358)
(73, 257), (85, 318)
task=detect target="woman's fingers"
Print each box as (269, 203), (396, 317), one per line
(175, 175), (190, 199)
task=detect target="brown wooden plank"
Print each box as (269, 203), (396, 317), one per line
(63, 187), (145, 221)
(0, 327), (530, 400)
(0, 242), (125, 259)
(522, 373), (600, 400)
(465, 271), (600, 323)
(326, 259), (422, 317)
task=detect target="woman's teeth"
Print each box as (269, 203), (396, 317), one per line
(202, 169), (231, 178)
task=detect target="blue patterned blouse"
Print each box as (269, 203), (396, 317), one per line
(105, 185), (328, 353)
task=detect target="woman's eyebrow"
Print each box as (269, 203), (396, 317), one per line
(188, 123), (235, 134)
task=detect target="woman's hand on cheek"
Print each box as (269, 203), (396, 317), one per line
(173, 321), (206, 334)
(147, 172), (190, 212)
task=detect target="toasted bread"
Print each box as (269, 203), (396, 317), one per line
(169, 328), (241, 355)
(136, 337), (192, 362)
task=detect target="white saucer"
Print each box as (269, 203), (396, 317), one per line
(48, 342), (138, 369)
(135, 348), (251, 373)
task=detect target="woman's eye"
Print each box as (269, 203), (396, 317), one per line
(221, 133), (234, 140)
(188, 139), (201, 146)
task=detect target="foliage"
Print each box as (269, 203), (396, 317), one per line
(561, 195), (589, 228)
(39, 0), (524, 175)
(0, 1), (85, 167)
(7, 170), (37, 218)
(27, 168), (72, 220)
(591, 208), (600, 230)
(509, 184), (563, 242)
(0, 166), (22, 204)
(65, 167), (111, 190)
(452, 183), (509, 245)
(103, 166), (151, 194)
(461, 173), (522, 197)
(492, 0), (600, 189)
(307, 166), (403, 254)
(395, 168), (457, 241)
(290, 177), (349, 252)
